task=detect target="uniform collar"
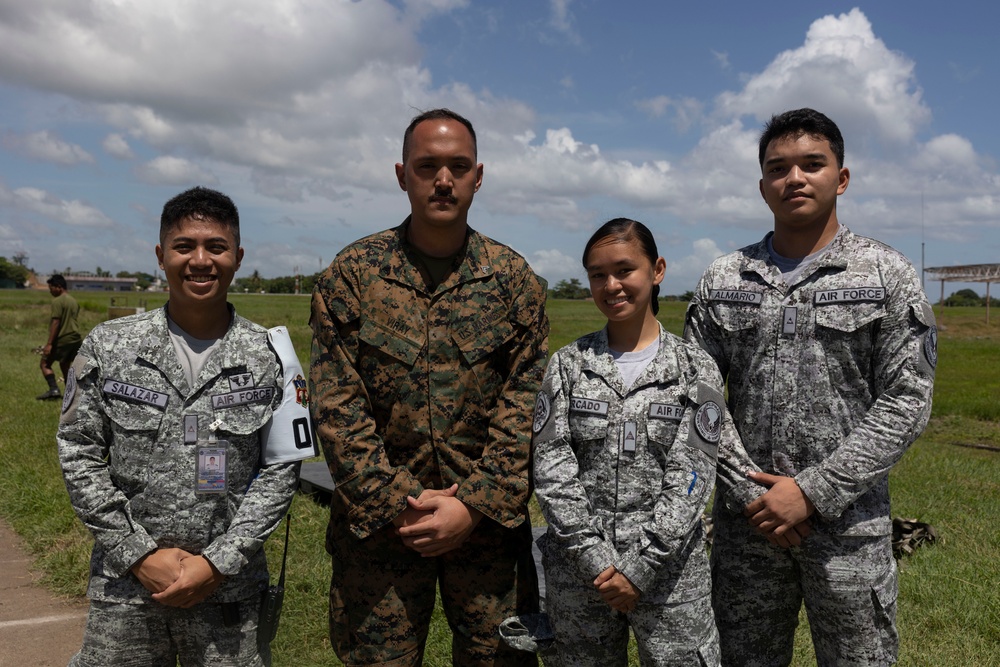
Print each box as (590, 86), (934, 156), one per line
(740, 227), (855, 290)
(138, 304), (250, 396)
(578, 324), (680, 397)
(386, 217), (497, 294)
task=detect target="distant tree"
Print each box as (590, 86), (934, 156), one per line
(266, 276), (297, 294)
(944, 288), (983, 307)
(12, 251), (28, 266)
(0, 256), (30, 286)
(680, 290), (695, 302)
(551, 278), (590, 299)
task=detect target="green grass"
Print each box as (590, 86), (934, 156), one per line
(1, 291), (998, 666)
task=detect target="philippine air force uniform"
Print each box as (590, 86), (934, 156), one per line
(533, 325), (759, 667)
(57, 307), (302, 662)
(684, 228), (936, 666)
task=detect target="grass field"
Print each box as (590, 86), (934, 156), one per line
(1, 289), (998, 666)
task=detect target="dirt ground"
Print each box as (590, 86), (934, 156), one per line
(0, 521), (86, 667)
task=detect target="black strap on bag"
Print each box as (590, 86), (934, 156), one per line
(258, 512), (290, 651)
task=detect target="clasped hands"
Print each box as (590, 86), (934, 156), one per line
(743, 471), (816, 548)
(130, 548), (225, 608)
(393, 484), (482, 557)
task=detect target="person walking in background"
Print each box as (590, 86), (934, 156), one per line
(37, 274), (82, 400)
(684, 108), (936, 665)
(310, 108), (548, 666)
(532, 218), (757, 666)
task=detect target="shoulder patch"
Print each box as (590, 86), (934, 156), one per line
(923, 325), (938, 369)
(61, 366), (77, 414)
(694, 400), (723, 444)
(533, 392), (551, 434)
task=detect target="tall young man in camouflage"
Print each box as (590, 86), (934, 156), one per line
(684, 109), (936, 666)
(37, 273), (82, 400)
(311, 109), (549, 666)
(58, 187), (301, 666)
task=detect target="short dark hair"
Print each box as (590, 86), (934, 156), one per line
(160, 187), (240, 246)
(47, 274), (67, 289)
(401, 108), (477, 164)
(583, 218), (662, 315)
(758, 108), (845, 168)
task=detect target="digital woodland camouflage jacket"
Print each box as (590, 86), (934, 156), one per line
(532, 326), (760, 596)
(310, 219), (549, 540)
(684, 227), (936, 536)
(57, 306), (299, 603)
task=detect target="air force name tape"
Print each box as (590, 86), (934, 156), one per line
(261, 326), (317, 464)
(814, 287), (886, 304)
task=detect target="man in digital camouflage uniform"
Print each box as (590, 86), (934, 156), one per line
(58, 187), (302, 666)
(684, 108), (936, 666)
(310, 108), (548, 666)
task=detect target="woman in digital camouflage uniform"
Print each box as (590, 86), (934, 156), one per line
(532, 219), (756, 666)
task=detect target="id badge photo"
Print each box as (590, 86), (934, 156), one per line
(196, 442), (229, 494)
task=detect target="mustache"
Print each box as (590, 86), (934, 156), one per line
(430, 193), (457, 204)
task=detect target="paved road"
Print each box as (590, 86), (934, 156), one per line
(0, 521), (86, 667)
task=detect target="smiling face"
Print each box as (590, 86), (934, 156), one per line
(585, 237), (665, 327)
(759, 132), (850, 237)
(155, 215), (243, 313)
(395, 118), (483, 237)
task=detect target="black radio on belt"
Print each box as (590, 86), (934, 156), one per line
(258, 513), (290, 650)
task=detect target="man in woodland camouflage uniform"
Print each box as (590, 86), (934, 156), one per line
(684, 109), (936, 666)
(310, 109), (548, 666)
(58, 187), (301, 666)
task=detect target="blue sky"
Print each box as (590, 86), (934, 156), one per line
(1, 1), (997, 297)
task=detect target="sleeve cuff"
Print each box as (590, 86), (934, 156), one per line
(723, 480), (767, 515)
(346, 469), (423, 540)
(578, 542), (618, 581)
(202, 539), (248, 577)
(618, 549), (656, 594)
(104, 531), (158, 578)
(795, 468), (846, 519)
(456, 471), (523, 529)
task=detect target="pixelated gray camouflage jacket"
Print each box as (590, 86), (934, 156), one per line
(310, 219), (549, 540)
(532, 325), (755, 596)
(684, 227), (936, 536)
(57, 306), (299, 603)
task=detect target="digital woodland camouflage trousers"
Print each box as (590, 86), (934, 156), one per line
(328, 520), (540, 667)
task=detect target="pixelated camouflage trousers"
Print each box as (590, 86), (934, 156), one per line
(69, 595), (267, 667)
(540, 546), (720, 666)
(327, 519), (540, 666)
(711, 511), (898, 667)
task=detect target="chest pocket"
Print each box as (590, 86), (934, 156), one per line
(814, 301), (886, 334)
(713, 303), (762, 334)
(454, 316), (514, 366)
(358, 314), (423, 367)
(216, 401), (273, 436)
(568, 409), (608, 444)
(102, 391), (166, 473)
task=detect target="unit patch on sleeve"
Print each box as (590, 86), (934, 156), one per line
(533, 391), (551, 434)
(694, 401), (722, 444)
(924, 325), (938, 368)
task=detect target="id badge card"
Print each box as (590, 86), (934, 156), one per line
(196, 441), (228, 494)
